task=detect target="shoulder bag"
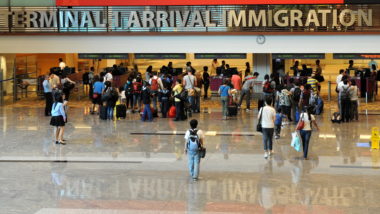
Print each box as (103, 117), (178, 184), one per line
(296, 113), (305, 130)
(256, 107), (263, 132)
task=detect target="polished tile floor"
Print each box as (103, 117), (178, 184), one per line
(0, 100), (379, 214)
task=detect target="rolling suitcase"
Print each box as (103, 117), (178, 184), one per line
(116, 104), (127, 119)
(228, 104), (238, 116)
(99, 106), (107, 120)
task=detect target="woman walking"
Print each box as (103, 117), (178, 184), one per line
(50, 92), (66, 145)
(258, 97), (276, 159)
(218, 79), (231, 120)
(296, 106), (319, 160)
(350, 79), (359, 121)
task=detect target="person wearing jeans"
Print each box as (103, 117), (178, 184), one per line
(258, 97), (276, 159)
(184, 119), (205, 181)
(218, 79), (231, 120)
(296, 106), (319, 160)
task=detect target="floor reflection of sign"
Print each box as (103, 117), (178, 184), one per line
(356, 142), (370, 148)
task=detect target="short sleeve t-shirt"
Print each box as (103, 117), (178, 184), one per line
(219, 85), (230, 97)
(184, 129), (205, 152)
(300, 113), (315, 131)
(93, 82), (105, 94)
(183, 75), (196, 90)
(258, 106), (276, 128)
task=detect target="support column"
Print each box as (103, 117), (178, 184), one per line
(253, 54), (272, 81)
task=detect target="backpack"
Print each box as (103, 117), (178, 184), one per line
(133, 82), (142, 92)
(292, 87), (302, 102)
(187, 129), (200, 152)
(124, 83), (133, 96)
(331, 112), (341, 123)
(340, 86), (351, 100)
(263, 81), (273, 93)
(151, 78), (159, 91)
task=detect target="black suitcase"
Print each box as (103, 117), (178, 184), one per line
(228, 104), (238, 116)
(258, 99), (264, 111)
(99, 106), (108, 120)
(116, 104), (126, 118)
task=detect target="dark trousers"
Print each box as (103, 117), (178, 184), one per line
(275, 124), (281, 136)
(204, 84), (209, 98)
(175, 101), (185, 120)
(340, 98), (351, 122)
(300, 130), (312, 158)
(161, 100), (169, 118)
(142, 104), (152, 121)
(239, 89), (251, 109)
(44, 92), (53, 116)
(262, 128), (274, 151)
(350, 100), (359, 121)
(126, 95), (133, 109)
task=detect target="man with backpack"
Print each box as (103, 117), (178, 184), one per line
(262, 74), (276, 104)
(338, 77), (352, 122)
(149, 72), (163, 112)
(124, 77), (134, 112)
(184, 119), (205, 181)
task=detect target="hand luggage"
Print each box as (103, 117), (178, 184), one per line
(99, 106), (107, 120)
(228, 103), (238, 116)
(151, 107), (158, 118)
(116, 104), (127, 119)
(168, 106), (176, 118)
(331, 112), (341, 123)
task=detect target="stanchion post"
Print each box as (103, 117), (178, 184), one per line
(328, 81), (331, 102)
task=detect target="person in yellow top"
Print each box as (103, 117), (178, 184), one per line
(173, 79), (185, 121)
(307, 76), (319, 94)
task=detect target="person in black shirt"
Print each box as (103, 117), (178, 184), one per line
(292, 61), (300, 76)
(203, 66), (210, 99)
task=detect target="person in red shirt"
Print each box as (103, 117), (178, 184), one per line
(231, 72), (242, 102)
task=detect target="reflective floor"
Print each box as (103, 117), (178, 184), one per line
(0, 100), (379, 214)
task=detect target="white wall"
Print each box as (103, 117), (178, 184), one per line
(0, 35), (380, 53)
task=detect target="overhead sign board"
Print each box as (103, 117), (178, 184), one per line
(195, 53), (247, 59)
(79, 53), (129, 59)
(333, 53), (380, 59)
(272, 53), (325, 59)
(134, 53), (186, 59)
(56, 0), (344, 6)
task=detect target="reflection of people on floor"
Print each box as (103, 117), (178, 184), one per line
(258, 160), (276, 213)
(186, 180), (205, 213)
(335, 126), (358, 164)
(50, 162), (67, 198)
(216, 141), (230, 160)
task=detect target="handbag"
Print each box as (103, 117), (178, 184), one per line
(296, 114), (305, 130)
(199, 147), (206, 158)
(256, 107), (263, 132)
(291, 132), (302, 152)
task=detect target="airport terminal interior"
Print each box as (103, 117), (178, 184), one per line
(2, 0), (380, 214)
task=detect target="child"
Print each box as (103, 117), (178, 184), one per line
(184, 119), (205, 181)
(50, 92), (66, 145)
(160, 86), (171, 118)
(275, 108), (286, 139)
(141, 81), (153, 122)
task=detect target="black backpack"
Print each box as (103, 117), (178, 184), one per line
(340, 86), (351, 100)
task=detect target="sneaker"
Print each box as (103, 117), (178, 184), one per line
(55, 141), (59, 144)
(193, 178), (198, 181)
(60, 141), (66, 145)
(246, 109), (251, 112)
(264, 152), (268, 159)
(275, 135), (280, 139)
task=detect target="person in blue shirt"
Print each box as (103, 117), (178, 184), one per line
(91, 75), (105, 114)
(218, 79), (231, 120)
(50, 92), (67, 145)
(274, 108), (286, 139)
(43, 75), (53, 116)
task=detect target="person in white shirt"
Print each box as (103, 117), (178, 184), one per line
(336, 69), (345, 85)
(59, 58), (66, 70)
(184, 119), (205, 181)
(349, 79), (359, 121)
(258, 97), (276, 159)
(296, 106), (319, 160)
(104, 70), (113, 83)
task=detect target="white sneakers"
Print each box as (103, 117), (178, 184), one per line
(264, 151), (274, 159)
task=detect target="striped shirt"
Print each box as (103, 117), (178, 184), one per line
(307, 78), (319, 92)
